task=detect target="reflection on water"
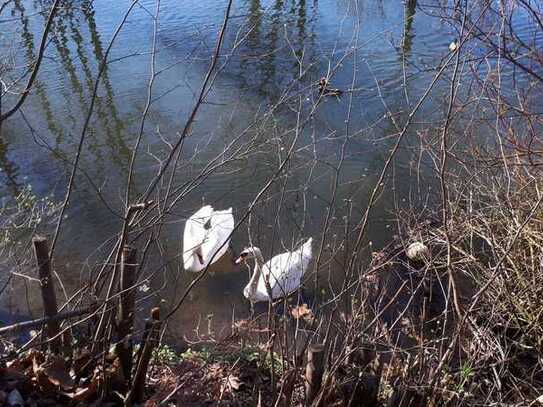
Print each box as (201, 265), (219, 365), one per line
(13, 0), (64, 143)
(402, 0), (416, 55)
(236, 0), (319, 98)
(0, 0), (515, 341)
(0, 138), (19, 195)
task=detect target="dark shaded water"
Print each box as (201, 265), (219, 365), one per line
(1, 0), (536, 342)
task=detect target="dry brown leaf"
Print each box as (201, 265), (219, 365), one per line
(227, 375), (242, 391)
(291, 304), (315, 323)
(8, 349), (43, 372)
(61, 382), (98, 402)
(208, 362), (222, 376)
(42, 355), (74, 390)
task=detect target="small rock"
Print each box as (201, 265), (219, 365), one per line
(6, 389), (24, 407)
(406, 242), (430, 262)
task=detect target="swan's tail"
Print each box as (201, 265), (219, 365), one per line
(211, 207), (234, 231)
(299, 237), (313, 275)
(191, 205), (214, 221)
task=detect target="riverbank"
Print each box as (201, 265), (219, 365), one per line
(2, 167), (543, 406)
(1, 203), (542, 407)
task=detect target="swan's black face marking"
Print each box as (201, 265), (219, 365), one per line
(203, 219), (212, 230)
(235, 251), (249, 264)
(197, 252), (204, 265)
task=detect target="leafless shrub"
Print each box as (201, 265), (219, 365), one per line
(0, 0), (542, 405)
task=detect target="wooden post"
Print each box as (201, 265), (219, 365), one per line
(125, 307), (161, 406)
(32, 235), (60, 353)
(305, 343), (325, 405)
(133, 318), (152, 373)
(116, 246), (137, 384)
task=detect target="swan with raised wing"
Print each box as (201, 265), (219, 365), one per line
(183, 205), (234, 272)
(235, 238), (313, 302)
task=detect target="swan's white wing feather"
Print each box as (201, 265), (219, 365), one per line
(202, 208), (234, 264)
(298, 237), (313, 275)
(183, 205), (215, 272)
(192, 204), (214, 219)
(256, 238), (313, 299)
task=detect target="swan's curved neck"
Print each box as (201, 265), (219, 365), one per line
(247, 248), (265, 299)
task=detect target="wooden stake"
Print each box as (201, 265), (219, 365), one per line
(32, 235), (60, 353)
(305, 343), (325, 406)
(125, 307), (161, 406)
(116, 246), (137, 384)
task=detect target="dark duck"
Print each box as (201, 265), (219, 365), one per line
(318, 77), (342, 97)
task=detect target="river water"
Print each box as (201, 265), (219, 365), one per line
(1, 0), (526, 342)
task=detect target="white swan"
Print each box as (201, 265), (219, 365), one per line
(235, 238), (313, 302)
(183, 205), (234, 272)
